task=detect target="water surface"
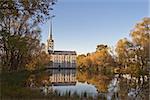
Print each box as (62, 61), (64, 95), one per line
(27, 68), (149, 99)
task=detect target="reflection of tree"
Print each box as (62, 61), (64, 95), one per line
(117, 77), (129, 100)
(77, 70), (113, 93)
(77, 69), (149, 99)
(26, 72), (51, 87)
(117, 76), (149, 100)
(92, 75), (110, 93)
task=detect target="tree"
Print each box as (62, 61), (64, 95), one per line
(129, 17), (150, 81)
(115, 38), (133, 68)
(130, 17), (150, 71)
(115, 17), (150, 81)
(94, 45), (115, 74)
(77, 44), (115, 73)
(25, 49), (51, 71)
(0, 0), (56, 71)
(76, 54), (86, 68)
(96, 44), (107, 52)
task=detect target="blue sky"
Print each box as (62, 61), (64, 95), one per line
(40, 0), (149, 54)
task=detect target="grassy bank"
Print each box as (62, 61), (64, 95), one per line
(1, 70), (38, 99)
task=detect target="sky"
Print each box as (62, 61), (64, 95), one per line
(40, 0), (149, 54)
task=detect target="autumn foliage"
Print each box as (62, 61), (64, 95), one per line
(77, 17), (150, 78)
(77, 44), (115, 74)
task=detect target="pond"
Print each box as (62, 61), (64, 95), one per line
(26, 68), (149, 100)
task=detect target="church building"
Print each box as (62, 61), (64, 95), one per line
(46, 20), (77, 68)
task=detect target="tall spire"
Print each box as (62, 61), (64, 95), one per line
(47, 15), (55, 53)
(49, 19), (53, 39)
(50, 19), (52, 39)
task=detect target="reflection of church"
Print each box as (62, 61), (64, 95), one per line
(48, 69), (76, 86)
(46, 20), (77, 68)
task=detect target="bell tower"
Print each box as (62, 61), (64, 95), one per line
(47, 19), (54, 53)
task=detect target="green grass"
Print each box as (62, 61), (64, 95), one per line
(1, 70), (34, 99)
(1, 70), (29, 86)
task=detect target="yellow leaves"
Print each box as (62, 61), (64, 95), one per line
(77, 54), (86, 67)
(143, 17), (150, 25)
(130, 17), (150, 46)
(25, 51), (51, 71)
(25, 60), (37, 71)
(115, 18), (150, 76)
(115, 38), (132, 58)
(77, 70), (111, 93)
(77, 45), (114, 69)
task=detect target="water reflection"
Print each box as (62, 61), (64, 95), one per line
(47, 69), (76, 86)
(26, 68), (149, 99)
(27, 69), (98, 97)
